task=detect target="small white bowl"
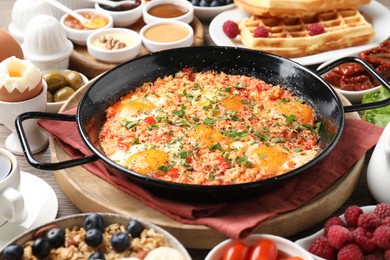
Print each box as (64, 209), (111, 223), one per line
(22, 15), (73, 71)
(87, 28), (142, 63)
(0, 213), (191, 259)
(206, 234), (313, 260)
(8, 0), (53, 43)
(334, 85), (381, 104)
(317, 55), (382, 104)
(140, 20), (193, 52)
(193, 3), (235, 22)
(60, 8), (113, 46)
(94, 0), (144, 27)
(42, 69), (89, 113)
(142, 0), (194, 24)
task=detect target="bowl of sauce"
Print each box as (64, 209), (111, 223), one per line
(60, 8), (113, 46)
(95, 0), (144, 27)
(143, 0), (194, 24)
(140, 20), (193, 52)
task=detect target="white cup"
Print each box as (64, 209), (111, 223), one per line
(0, 80), (49, 155)
(0, 148), (25, 226)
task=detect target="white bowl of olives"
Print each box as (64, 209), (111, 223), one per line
(42, 69), (89, 113)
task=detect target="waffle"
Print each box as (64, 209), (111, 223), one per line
(234, 0), (371, 17)
(238, 9), (375, 58)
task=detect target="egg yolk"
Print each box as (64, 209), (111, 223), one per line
(190, 124), (225, 147)
(276, 101), (315, 125)
(125, 149), (170, 175)
(252, 145), (289, 173)
(221, 95), (243, 111)
(119, 98), (156, 120)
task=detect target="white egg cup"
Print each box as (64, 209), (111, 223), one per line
(367, 122), (390, 204)
(0, 81), (49, 155)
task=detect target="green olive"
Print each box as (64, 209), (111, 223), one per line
(46, 91), (54, 103)
(54, 86), (75, 102)
(43, 72), (67, 93)
(64, 70), (84, 91)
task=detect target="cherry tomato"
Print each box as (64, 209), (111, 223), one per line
(222, 241), (251, 260)
(143, 116), (156, 124)
(249, 239), (278, 260)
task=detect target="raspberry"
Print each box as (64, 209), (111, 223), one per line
(344, 205), (363, 228)
(374, 203), (390, 219)
(308, 23), (325, 36)
(352, 227), (377, 253)
(307, 236), (336, 259)
(363, 250), (383, 260)
(327, 225), (353, 249)
(324, 216), (346, 236)
(253, 26), (269, 38)
(222, 20), (239, 38)
(337, 244), (364, 260)
(382, 217), (390, 226)
(358, 213), (381, 232)
(385, 249), (390, 259)
(373, 225), (390, 249)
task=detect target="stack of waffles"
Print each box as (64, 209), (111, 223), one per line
(234, 0), (375, 58)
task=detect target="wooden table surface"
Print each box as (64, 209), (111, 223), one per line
(1, 1), (389, 259)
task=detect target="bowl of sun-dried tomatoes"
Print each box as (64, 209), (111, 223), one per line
(319, 41), (390, 104)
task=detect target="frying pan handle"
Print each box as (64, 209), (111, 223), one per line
(316, 56), (390, 113)
(15, 111), (99, 170)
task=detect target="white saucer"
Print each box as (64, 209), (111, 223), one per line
(0, 171), (58, 250)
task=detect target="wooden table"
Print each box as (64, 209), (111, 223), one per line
(1, 1), (388, 258)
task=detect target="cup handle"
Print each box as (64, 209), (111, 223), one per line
(0, 187), (25, 223)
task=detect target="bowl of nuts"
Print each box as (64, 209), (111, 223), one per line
(0, 212), (191, 259)
(86, 27), (142, 64)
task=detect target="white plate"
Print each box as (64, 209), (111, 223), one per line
(0, 172), (58, 250)
(295, 206), (375, 260)
(209, 1), (390, 66)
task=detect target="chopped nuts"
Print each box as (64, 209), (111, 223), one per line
(99, 34), (127, 50)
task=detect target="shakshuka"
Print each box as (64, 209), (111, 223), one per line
(99, 69), (321, 185)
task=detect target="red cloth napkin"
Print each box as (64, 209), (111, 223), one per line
(39, 108), (383, 240)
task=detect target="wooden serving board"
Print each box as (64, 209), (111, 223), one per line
(50, 81), (364, 249)
(69, 17), (205, 79)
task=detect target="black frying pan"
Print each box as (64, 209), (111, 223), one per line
(15, 46), (390, 201)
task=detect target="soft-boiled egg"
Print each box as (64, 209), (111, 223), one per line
(0, 56), (42, 102)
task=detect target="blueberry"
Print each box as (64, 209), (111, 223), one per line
(199, 0), (209, 7)
(32, 238), (51, 259)
(89, 251), (106, 260)
(210, 0), (220, 7)
(127, 219), (144, 238)
(191, 0), (200, 6)
(45, 227), (65, 248)
(84, 228), (103, 247)
(3, 244), (24, 260)
(110, 232), (130, 252)
(83, 214), (105, 231)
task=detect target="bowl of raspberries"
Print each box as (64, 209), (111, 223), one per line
(295, 203), (390, 260)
